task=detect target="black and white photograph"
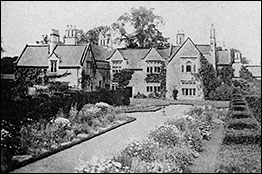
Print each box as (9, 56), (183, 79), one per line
(1, 1), (261, 173)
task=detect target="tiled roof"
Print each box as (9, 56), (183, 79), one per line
(54, 45), (86, 67)
(169, 45), (180, 58)
(245, 65), (261, 77)
(17, 43), (112, 68)
(196, 44), (211, 55)
(118, 48), (150, 68)
(217, 50), (231, 65)
(90, 44), (114, 61)
(17, 45), (49, 67)
(156, 48), (170, 60)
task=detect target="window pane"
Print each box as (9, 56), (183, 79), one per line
(185, 89), (188, 95)
(182, 65), (184, 72)
(193, 89), (196, 95)
(189, 89), (192, 95)
(186, 65), (191, 72)
(150, 86), (153, 92)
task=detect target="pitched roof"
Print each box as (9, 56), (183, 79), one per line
(217, 50), (231, 65)
(16, 45), (49, 67)
(196, 44), (211, 55)
(118, 48), (150, 68)
(168, 37), (203, 63)
(53, 44), (86, 67)
(156, 48), (170, 60)
(90, 44), (113, 61)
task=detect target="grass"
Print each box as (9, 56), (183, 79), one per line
(216, 144), (261, 173)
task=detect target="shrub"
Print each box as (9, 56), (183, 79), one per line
(147, 125), (180, 147)
(209, 84), (233, 101)
(223, 128), (261, 145)
(227, 118), (258, 130)
(245, 96), (261, 123)
(134, 92), (147, 99)
(231, 113), (251, 119)
(231, 106), (247, 112)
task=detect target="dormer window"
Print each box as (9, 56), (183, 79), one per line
(50, 60), (57, 72)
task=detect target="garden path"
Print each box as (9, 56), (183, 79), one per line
(188, 121), (225, 173)
(11, 105), (191, 173)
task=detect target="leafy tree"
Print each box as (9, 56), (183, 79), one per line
(117, 6), (169, 48)
(36, 35), (49, 44)
(217, 65), (234, 86)
(239, 65), (253, 82)
(197, 55), (219, 100)
(113, 69), (134, 88)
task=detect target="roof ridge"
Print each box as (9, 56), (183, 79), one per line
(27, 45), (48, 47)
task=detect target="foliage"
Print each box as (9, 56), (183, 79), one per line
(245, 96), (261, 123)
(117, 6), (169, 48)
(239, 65), (253, 82)
(144, 73), (161, 83)
(148, 125), (181, 147)
(216, 144), (261, 173)
(217, 66), (234, 86)
(209, 83), (233, 101)
(85, 25), (110, 45)
(197, 55), (219, 100)
(112, 69), (134, 88)
(147, 91), (161, 99)
(233, 79), (259, 95)
(134, 92), (147, 98)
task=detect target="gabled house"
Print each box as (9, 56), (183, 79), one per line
(15, 29), (112, 92)
(166, 25), (217, 100)
(107, 47), (169, 97)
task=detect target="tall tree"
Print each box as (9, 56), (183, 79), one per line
(117, 6), (169, 48)
(239, 65), (253, 82)
(217, 66), (234, 86)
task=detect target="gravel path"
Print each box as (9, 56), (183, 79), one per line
(11, 105), (191, 173)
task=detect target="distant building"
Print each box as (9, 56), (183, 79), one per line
(16, 29), (112, 91)
(107, 47), (169, 97)
(98, 27), (127, 50)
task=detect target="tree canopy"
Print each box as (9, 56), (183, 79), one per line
(116, 6), (169, 48)
(85, 25), (110, 45)
(113, 69), (134, 88)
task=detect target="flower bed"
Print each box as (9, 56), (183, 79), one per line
(115, 105), (163, 113)
(1, 102), (136, 173)
(75, 106), (228, 173)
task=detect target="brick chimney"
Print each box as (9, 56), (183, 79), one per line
(49, 29), (59, 55)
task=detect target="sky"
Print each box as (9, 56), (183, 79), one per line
(1, 1), (261, 64)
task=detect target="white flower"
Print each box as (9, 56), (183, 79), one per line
(95, 102), (110, 108)
(54, 117), (71, 127)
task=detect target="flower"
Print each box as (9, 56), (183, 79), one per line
(54, 117), (71, 127)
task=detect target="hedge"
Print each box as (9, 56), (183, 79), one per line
(223, 128), (261, 145)
(245, 96), (261, 123)
(1, 88), (130, 127)
(227, 118), (258, 130)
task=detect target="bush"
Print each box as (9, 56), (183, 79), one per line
(223, 128), (261, 145)
(227, 118), (258, 130)
(209, 84), (233, 101)
(245, 96), (261, 123)
(147, 125), (180, 147)
(231, 113), (251, 119)
(134, 92), (147, 99)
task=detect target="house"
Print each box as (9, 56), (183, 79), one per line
(15, 28), (112, 91)
(166, 25), (216, 100)
(98, 27), (127, 49)
(216, 44), (232, 70)
(106, 47), (169, 97)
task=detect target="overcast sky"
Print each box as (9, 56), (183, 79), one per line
(1, 1), (261, 64)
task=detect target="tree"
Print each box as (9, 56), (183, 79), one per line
(197, 55), (219, 100)
(239, 65), (253, 82)
(113, 69), (134, 88)
(217, 66), (234, 86)
(117, 6), (169, 48)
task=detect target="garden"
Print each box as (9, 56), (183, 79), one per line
(215, 88), (261, 173)
(1, 87), (135, 173)
(74, 105), (228, 173)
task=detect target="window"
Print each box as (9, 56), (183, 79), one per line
(154, 86), (157, 92)
(150, 86), (153, 92)
(146, 86), (150, 92)
(107, 39), (110, 44)
(193, 65), (196, 72)
(147, 67), (150, 73)
(186, 65), (191, 72)
(50, 60), (57, 72)
(181, 65), (184, 72)
(157, 86), (160, 92)
(182, 88), (196, 96)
